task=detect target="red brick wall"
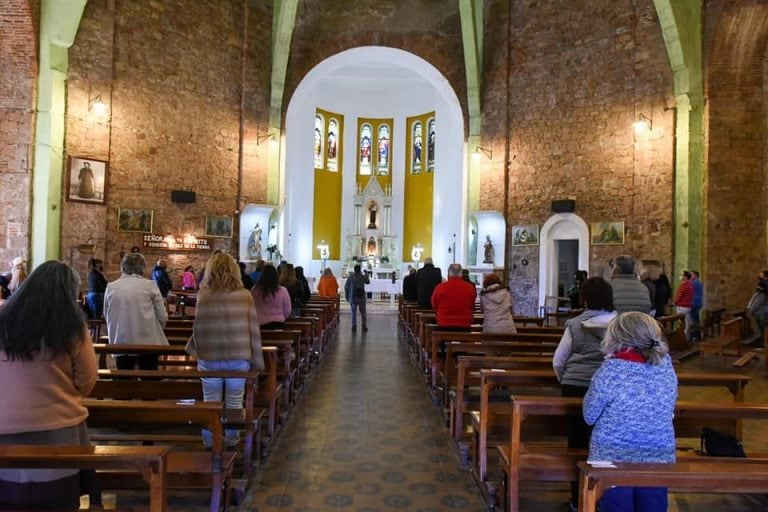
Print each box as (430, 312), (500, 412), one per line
(482, 0), (675, 313)
(0, 0), (37, 268)
(64, 0), (272, 282)
(705, 0), (768, 309)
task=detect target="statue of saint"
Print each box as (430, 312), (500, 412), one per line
(367, 236), (377, 256)
(368, 202), (378, 229)
(483, 235), (495, 264)
(247, 224), (263, 259)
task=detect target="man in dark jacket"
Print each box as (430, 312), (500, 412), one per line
(402, 267), (417, 301)
(150, 259), (173, 298)
(416, 258), (442, 308)
(344, 264), (370, 332)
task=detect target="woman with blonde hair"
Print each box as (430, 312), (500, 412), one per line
(583, 312), (677, 512)
(317, 267), (339, 298)
(188, 253), (264, 447)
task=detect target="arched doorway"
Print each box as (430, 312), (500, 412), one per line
(283, 46), (465, 277)
(538, 213), (590, 309)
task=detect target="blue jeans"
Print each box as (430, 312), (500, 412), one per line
(197, 359), (250, 447)
(350, 300), (367, 328)
(599, 486), (668, 512)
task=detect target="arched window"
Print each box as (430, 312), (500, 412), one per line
(359, 123), (372, 175)
(377, 123), (390, 175)
(313, 113), (325, 169)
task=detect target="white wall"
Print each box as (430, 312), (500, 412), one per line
(284, 46), (465, 279)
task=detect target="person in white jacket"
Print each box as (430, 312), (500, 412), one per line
(479, 274), (517, 333)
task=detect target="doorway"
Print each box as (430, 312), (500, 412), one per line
(556, 239), (579, 298)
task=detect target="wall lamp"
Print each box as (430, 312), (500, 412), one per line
(472, 146), (493, 160)
(633, 113), (652, 134)
(257, 131), (277, 146)
(89, 94), (108, 116)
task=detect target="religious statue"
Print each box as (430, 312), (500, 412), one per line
(483, 235), (495, 264)
(368, 202), (378, 229)
(247, 223), (263, 259)
(367, 236), (377, 256)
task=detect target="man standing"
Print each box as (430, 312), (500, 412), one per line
(431, 263), (476, 332)
(674, 271), (694, 339)
(402, 266), (417, 302)
(344, 264), (370, 332)
(150, 259), (173, 298)
(610, 255), (651, 314)
(105, 253), (169, 370)
(416, 257), (442, 308)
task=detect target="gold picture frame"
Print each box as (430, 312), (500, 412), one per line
(591, 221), (625, 245)
(117, 208), (153, 233)
(205, 215), (233, 238)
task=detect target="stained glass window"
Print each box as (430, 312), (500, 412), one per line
(327, 118), (339, 172)
(427, 118), (435, 172)
(377, 124), (390, 175)
(359, 123), (372, 175)
(314, 114), (325, 169)
(411, 121), (423, 174)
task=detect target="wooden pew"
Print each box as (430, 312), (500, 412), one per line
(84, 398), (231, 512)
(91, 350), (278, 472)
(450, 355), (554, 441)
(578, 460), (768, 512)
(470, 369), (752, 491)
(0, 444), (169, 512)
(496, 397), (768, 512)
(429, 332), (561, 392)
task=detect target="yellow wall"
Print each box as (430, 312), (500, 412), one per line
(402, 112), (434, 261)
(313, 108), (343, 260)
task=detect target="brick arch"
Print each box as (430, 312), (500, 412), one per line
(706, 0), (768, 309)
(0, 0), (37, 265)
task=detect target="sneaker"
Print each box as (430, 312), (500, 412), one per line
(362, 326), (368, 332)
(351, 325), (357, 332)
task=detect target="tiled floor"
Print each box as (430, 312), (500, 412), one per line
(111, 307), (768, 511)
(243, 310), (488, 511)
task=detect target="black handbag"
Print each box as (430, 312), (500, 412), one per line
(700, 427), (746, 457)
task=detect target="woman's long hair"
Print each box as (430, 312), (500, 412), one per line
(200, 253), (242, 292)
(255, 264), (280, 298)
(0, 261), (85, 361)
(279, 263), (297, 287)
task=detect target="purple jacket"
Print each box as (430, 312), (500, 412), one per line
(251, 285), (292, 325)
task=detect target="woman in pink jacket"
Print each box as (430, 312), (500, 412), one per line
(251, 264), (292, 330)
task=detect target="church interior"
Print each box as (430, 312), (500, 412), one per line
(2, 0), (768, 510)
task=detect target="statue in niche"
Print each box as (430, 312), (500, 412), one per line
(247, 224), (263, 259)
(367, 236), (377, 256)
(367, 202), (378, 229)
(483, 235), (495, 264)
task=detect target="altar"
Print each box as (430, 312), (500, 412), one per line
(338, 278), (402, 306)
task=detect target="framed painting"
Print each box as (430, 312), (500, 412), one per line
(512, 224), (539, 246)
(591, 221), (625, 245)
(206, 215), (233, 238)
(117, 208), (153, 233)
(66, 156), (108, 204)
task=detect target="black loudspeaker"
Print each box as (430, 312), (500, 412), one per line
(551, 199), (575, 213)
(171, 190), (196, 203)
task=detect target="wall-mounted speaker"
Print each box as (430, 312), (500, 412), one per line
(551, 199), (575, 213)
(171, 190), (196, 203)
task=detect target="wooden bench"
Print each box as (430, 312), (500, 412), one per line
(495, 397), (768, 512)
(471, 368), (752, 493)
(430, 332), (561, 392)
(450, 355), (554, 441)
(84, 398), (231, 512)
(91, 366), (266, 479)
(0, 444), (169, 512)
(578, 460), (768, 512)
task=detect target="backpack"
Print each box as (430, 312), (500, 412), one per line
(700, 427), (746, 458)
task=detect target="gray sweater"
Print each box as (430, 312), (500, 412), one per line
(554, 310), (616, 387)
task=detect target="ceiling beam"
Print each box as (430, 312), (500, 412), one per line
(459, 0), (483, 138)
